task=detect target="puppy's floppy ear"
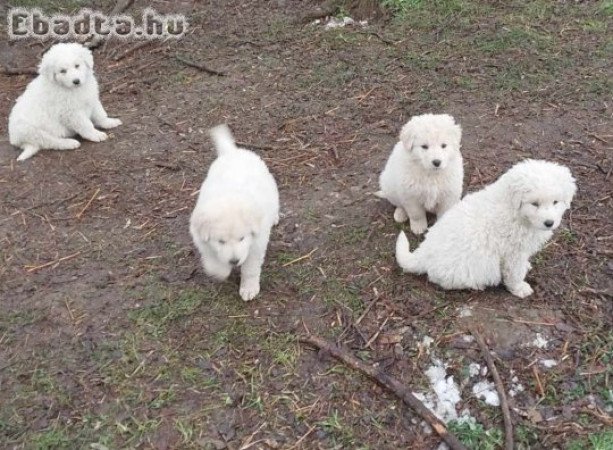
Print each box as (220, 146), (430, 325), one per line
(38, 51), (55, 81)
(504, 171), (532, 210)
(399, 118), (416, 151)
(560, 166), (577, 204)
(80, 45), (94, 70)
(190, 213), (212, 242)
(449, 117), (462, 148)
(247, 210), (263, 237)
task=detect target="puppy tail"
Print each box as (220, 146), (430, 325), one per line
(395, 231), (418, 272)
(374, 190), (385, 199)
(209, 124), (237, 156)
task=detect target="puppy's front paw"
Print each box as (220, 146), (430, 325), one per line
(239, 278), (260, 301)
(87, 131), (108, 142)
(393, 208), (408, 223)
(409, 218), (428, 235)
(508, 282), (534, 298)
(99, 118), (122, 129)
(64, 139), (81, 149)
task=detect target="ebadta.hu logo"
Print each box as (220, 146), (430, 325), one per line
(8, 8), (188, 40)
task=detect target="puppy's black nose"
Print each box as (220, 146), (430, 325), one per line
(432, 159), (441, 167)
(544, 220), (554, 228)
(72, 79), (80, 85)
(230, 258), (240, 265)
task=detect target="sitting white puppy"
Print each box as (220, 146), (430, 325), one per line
(190, 124), (280, 301)
(8, 42), (121, 161)
(378, 113), (463, 235)
(396, 159), (576, 298)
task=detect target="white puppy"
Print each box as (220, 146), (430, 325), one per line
(378, 113), (463, 235)
(396, 159), (576, 298)
(8, 42), (121, 161)
(190, 125), (280, 301)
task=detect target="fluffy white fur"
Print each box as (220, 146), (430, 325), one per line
(378, 114), (463, 235)
(396, 159), (576, 298)
(190, 124), (280, 301)
(8, 42), (121, 161)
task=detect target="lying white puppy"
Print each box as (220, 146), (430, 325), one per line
(396, 159), (576, 298)
(378, 114), (463, 234)
(8, 42), (121, 161)
(190, 125), (280, 301)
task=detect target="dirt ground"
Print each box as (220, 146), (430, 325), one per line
(0, 1), (611, 449)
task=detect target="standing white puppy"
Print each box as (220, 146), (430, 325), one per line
(190, 125), (280, 301)
(8, 42), (121, 161)
(396, 159), (576, 298)
(378, 114), (463, 234)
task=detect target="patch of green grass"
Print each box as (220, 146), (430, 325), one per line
(599, 0), (613, 16)
(383, 0), (489, 30)
(515, 424), (540, 450)
(318, 410), (357, 446)
(129, 288), (206, 335)
(262, 332), (299, 370)
(448, 420), (504, 450)
(475, 27), (552, 54)
(568, 430), (613, 450)
(30, 428), (71, 449)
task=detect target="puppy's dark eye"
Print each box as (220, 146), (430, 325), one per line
(441, 143), (447, 148)
(60, 69), (67, 74)
(531, 202), (539, 207)
(421, 144), (429, 150)
(553, 200), (558, 205)
(239, 236), (245, 242)
(75, 64), (80, 68)
(218, 239), (226, 245)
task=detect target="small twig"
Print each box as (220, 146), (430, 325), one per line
(76, 188), (101, 219)
(174, 55), (226, 76)
(282, 248), (318, 267)
(287, 424), (316, 449)
(113, 41), (154, 61)
(25, 251), (82, 273)
(363, 316), (389, 349)
(471, 327), (514, 450)
(357, 30), (397, 45)
(300, 334), (468, 450)
(239, 422), (267, 450)
(355, 291), (381, 326)
(532, 365), (545, 398)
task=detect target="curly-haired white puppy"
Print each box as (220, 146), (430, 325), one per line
(396, 159), (576, 298)
(8, 42), (121, 161)
(190, 125), (280, 301)
(378, 114), (463, 235)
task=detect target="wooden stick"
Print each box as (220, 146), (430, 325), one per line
(76, 188), (101, 219)
(113, 41), (154, 61)
(1, 67), (37, 76)
(25, 251), (82, 273)
(282, 248), (318, 267)
(471, 328), (514, 450)
(300, 334), (468, 450)
(174, 55), (226, 77)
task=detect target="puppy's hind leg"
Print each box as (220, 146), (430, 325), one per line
(91, 100), (122, 129)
